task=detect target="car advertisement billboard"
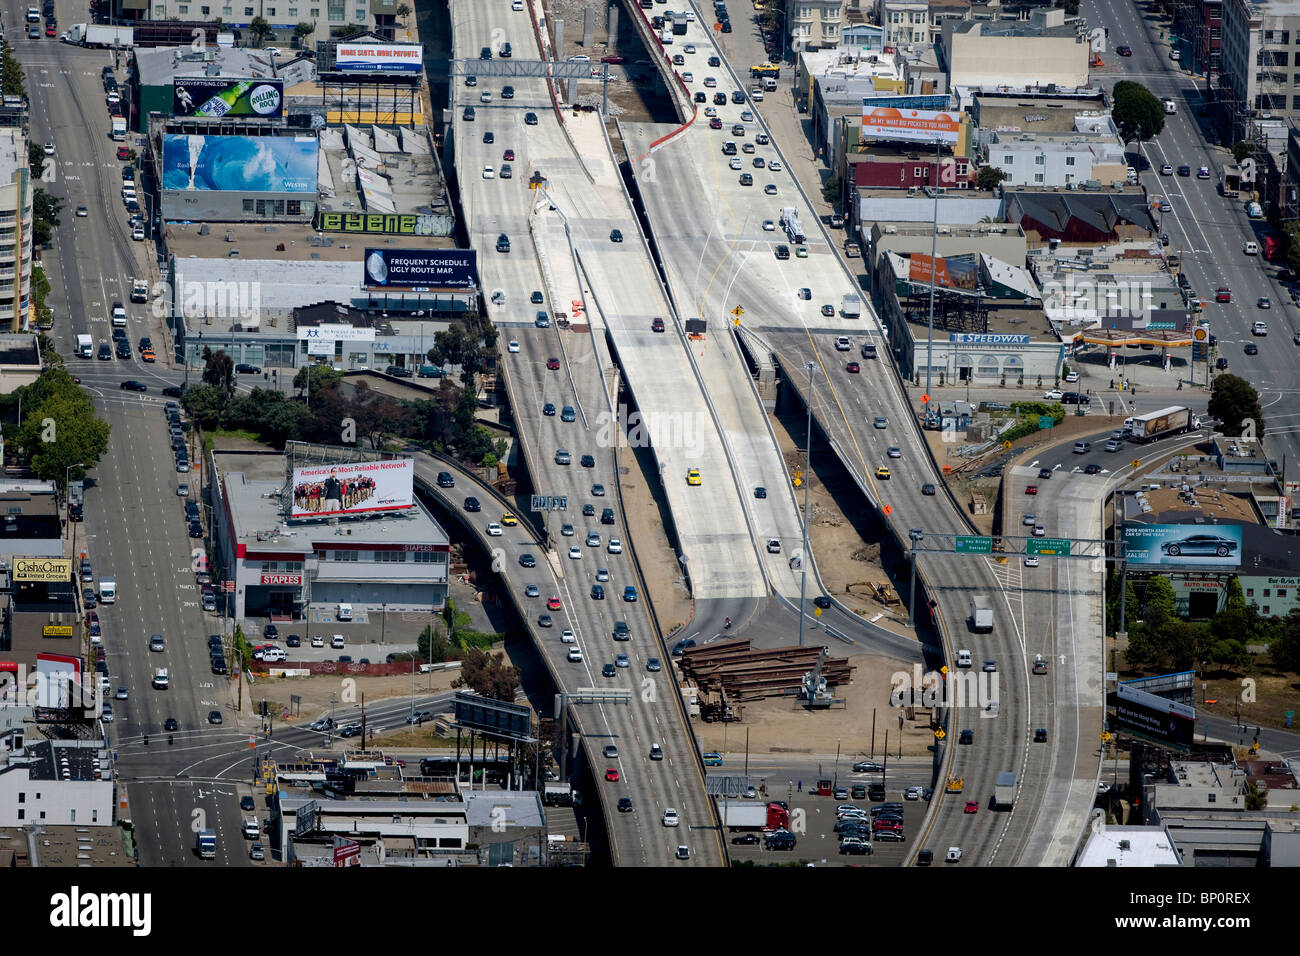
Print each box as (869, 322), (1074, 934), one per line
(362, 248), (478, 292)
(173, 78), (285, 119)
(1124, 524), (1242, 567)
(860, 106), (961, 145)
(334, 43), (424, 74)
(1115, 681), (1196, 750)
(162, 134), (318, 193)
(290, 459), (414, 518)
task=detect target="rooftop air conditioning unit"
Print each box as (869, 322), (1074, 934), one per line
(884, 224), (898, 233)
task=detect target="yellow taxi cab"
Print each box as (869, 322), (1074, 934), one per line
(500, 512), (518, 526)
(141, 348), (156, 362)
(686, 468), (702, 486)
(875, 466), (891, 480)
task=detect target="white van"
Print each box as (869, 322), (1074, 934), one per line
(1073, 441), (1092, 454)
(956, 649), (972, 668)
(99, 578), (117, 603)
(336, 602), (353, 621)
(1162, 98), (1176, 114)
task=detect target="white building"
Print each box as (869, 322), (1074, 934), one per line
(125, 0), (405, 49)
(877, 0), (930, 46)
(0, 129), (34, 334)
(941, 10), (1090, 90)
(211, 448), (450, 619)
(987, 127), (1128, 188)
(0, 728), (116, 827)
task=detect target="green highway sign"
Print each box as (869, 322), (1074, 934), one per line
(1027, 538), (1071, 556)
(955, 536), (993, 554)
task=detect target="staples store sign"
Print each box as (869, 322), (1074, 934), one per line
(261, 573), (303, 586)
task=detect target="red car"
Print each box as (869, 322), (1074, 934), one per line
(45, 23), (56, 36)
(1216, 287), (1231, 302)
(1025, 485), (1038, 495)
(503, 148), (515, 161)
(547, 596), (562, 610)
(709, 117), (723, 129)
(117, 146), (131, 160)
(964, 801), (979, 814)
(546, 357), (560, 370)
(846, 362), (860, 373)
(652, 317), (665, 332)
(605, 768), (620, 782)
(601, 55), (625, 64)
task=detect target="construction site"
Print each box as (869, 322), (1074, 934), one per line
(675, 639), (856, 723)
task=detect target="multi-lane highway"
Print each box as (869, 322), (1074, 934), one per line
(1088, 0), (1300, 462)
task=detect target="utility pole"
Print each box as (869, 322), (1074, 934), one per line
(924, 136), (941, 424)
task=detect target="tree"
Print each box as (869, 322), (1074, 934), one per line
(293, 362), (343, 397)
(180, 382), (229, 430)
(821, 176), (841, 209)
(1, 40), (27, 98)
(976, 165), (1007, 191)
(347, 383), (410, 449)
(32, 189), (62, 247)
(1111, 81), (1165, 143)
(28, 142), (44, 179)
(1207, 373), (1264, 440)
(293, 21), (315, 47)
(1141, 575), (1177, 632)
(201, 347), (235, 396)
(418, 623), (453, 663)
(396, 2), (411, 22)
(453, 647), (520, 701)
(1270, 609), (1300, 673)
(1231, 141), (1254, 164)
(248, 16), (273, 46)
(13, 369), (111, 484)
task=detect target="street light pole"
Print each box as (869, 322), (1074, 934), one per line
(798, 362), (814, 648)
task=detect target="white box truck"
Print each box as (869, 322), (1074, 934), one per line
(99, 578), (117, 604)
(994, 771), (1017, 809)
(76, 334), (93, 358)
(841, 293), (862, 319)
(969, 595), (993, 633)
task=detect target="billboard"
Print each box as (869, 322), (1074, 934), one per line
(1115, 681), (1196, 749)
(334, 43), (424, 74)
(35, 653), (83, 710)
(861, 106), (961, 145)
(290, 459), (414, 518)
(362, 249), (478, 292)
(297, 325), (376, 342)
(909, 253), (979, 291)
(13, 557), (73, 583)
(1124, 524), (1242, 567)
(317, 211), (455, 237)
(173, 78), (285, 119)
(162, 134), (318, 193)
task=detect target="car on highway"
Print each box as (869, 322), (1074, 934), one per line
(1024, 556), (1039, 568)
(1245, 342), (1259, 355)
(1085, 463), (1102, 475)
(1177, 165), (1191, 177)
(1117, 44), (1132, 55)
(610, 228), (624, 243)
(846, 361), (860, 373)
(876, 467), (890, 479)
(485, 522), (502, 536)
(1038, 467), (1053, 479)
(538, 613), (553, 628)
(1035, 728), (1049, 742)
(1259, 297), (1272, 309)
(686, 468), (702, 485)
(568, 546), (582, 560)
(481, 164), (495, 179)
(764, 184), (777, 195)
(647, 658), (662, 672)
(208, 710), (223, 725)
(119, 380), (147, 391)
(662, 808), (680, 827)
(546, 596), (562, 610)
(608, 538), (622, 554)
(622, 586), (638, 602)
(652, 317), (665, 332)
(1198, 165), (1211, 178)
(1160, 163), (1174, 176)
(605, 767), (619, 782)
(1244, 241), (1259, 255)
(887, 446), (901, 459)
(546, 356), (561, 370)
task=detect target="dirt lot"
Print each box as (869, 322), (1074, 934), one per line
(233, 667), (464, 724)
(618, 438), (695, 637)
(692, 650), (940, 757)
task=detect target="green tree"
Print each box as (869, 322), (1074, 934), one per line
(180, 382), (230, 430)
(293, 22), (316, 47)
(28, 142), (44, 179)
(976, 166), (1007, 191)
(293, 362), (343, 398)
(1270, 609), (1300, 672)
(13, 370), (111, 485)
(1231, 141), (1254, 163)
(32, 189), (62, 247)
(396, 2), (411, 21)
(1207, 373), (1264, 440)
(248, 16), (274, 46)
(1245, 781), (1269, 810)
(1, 40), (27, 98)
(1142, 575), (1178, 632)
(453, 647), (520, 701)
(1111, 80), (1166, 142)
(821, 176), (842, 208)
(201, 347), (235, 396)
(418, 623), (453, 663)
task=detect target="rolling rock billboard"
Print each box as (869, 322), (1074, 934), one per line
(173, 78), (285, 119)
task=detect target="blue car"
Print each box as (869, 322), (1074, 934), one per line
(623, 586), (638, 603)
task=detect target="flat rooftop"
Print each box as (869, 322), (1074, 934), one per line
(1125, 487), (1260, 526)
(873, 221), (1025, 240)
(218, 459), (449, 552)
(135, 45), (308, 87)
(166, 223), (453, 266)
(1243, 0), (1300, 21)
(1075, 824), (1183, 866)
(975, 101), (1110, 134)
(0, 128), (25, 185)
